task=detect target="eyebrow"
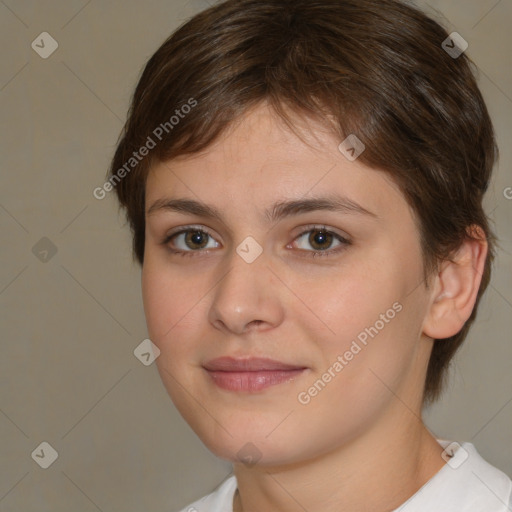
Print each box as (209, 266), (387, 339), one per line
(147, 195), (377, 224)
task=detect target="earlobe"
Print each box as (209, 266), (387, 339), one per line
(423, 225), (488, 340)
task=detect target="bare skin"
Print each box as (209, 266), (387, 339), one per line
(142, 102), (487, 511)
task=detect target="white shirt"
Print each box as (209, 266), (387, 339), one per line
(177, 440), (511, 511)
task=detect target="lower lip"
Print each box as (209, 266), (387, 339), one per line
(205, 369), (305, 392)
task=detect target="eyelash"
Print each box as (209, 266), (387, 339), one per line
(161, 225), (351, 259)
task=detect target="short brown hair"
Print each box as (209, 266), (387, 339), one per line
(109, 0), (498, 404)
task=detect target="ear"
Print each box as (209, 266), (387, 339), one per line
(422, 225), (488, 339)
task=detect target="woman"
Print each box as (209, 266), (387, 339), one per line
(108, 0), (512, 510)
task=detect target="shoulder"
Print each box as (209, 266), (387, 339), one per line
(457, 441), (512, 511)
(395, 440), (512, 512)
(175, 475), (237, 512)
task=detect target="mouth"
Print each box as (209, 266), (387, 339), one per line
(202, 357), (308, 392)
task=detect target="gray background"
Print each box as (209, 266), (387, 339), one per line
(1, 0), (511, 511)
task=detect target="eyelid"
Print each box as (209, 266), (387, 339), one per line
(163, 223), (351, 257)
(165, 224), (216, 239)
(288, 224), (351, 253)
(165, 223), (349, 240)
(163, 225), (220, 249)
(291, 224), (350, 242)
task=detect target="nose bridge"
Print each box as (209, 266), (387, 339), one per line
(208, 245), (284, 334)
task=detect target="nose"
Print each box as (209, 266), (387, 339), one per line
(208, 250), (285, 335)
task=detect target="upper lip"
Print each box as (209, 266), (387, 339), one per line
(203, 357), (306, 372)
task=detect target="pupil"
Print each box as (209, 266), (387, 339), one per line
(310, 230), (332, 250)
(187, 231), (207, 248)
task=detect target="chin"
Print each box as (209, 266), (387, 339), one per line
(185, 414), (313, 468)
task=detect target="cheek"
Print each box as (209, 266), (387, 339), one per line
(142, 256), (198, 340)
(301, 260), (401, 345)
(141, 255), (215, 392)
(293, 305), (421, 448)
(141, 265), (169, 341)
(300, 258), (424, 395)
(141, 259), (204, 401)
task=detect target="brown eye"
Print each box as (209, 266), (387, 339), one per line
(184, 230), (210, 249)
(308, 229), (334, 251)
(165, 228), (220, 253)
(292, 226), (351, 258)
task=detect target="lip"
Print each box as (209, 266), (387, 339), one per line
(203, 357), (305, 372)
(203, 357), (307, 392)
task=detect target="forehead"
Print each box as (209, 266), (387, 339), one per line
(145, 103), (407, 222)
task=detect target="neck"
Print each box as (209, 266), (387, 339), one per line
(233, 408), (445, 512)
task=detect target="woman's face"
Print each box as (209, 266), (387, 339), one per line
(142, 103), (434, 466)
